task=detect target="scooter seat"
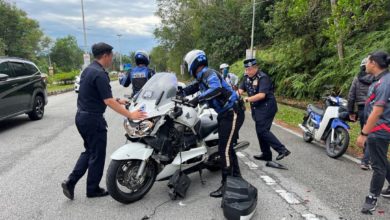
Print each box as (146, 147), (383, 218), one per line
(308, 104), (324, 116)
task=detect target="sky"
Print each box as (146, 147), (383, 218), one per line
(12, 0), (161, 55)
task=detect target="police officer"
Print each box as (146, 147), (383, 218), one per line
(238, 58), (290, 162)
(61, 42), (146, 200)
(181, 50), (245, 198)
(220, 63), (238, 90)
(120, 50), (155, 97)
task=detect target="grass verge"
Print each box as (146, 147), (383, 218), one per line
(47, 84), (74, 93)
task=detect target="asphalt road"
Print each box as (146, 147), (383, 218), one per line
(0, 81), (389, 220)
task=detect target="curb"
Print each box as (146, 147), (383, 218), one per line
(272, 122), (361, 164)
(48, 88), (75, 96)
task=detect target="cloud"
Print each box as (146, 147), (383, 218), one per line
(13, 0), (161, 52)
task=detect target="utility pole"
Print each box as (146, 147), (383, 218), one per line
(81, 0), (90, 68)
(117, 34), (123, 71)
(250, 0), (256, 59)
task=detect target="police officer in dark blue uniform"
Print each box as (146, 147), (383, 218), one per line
(181, 50), (245, 198)
(61, 42), (146, 200)
(238, 58), (290, 162)
(120, 50), (155, 97)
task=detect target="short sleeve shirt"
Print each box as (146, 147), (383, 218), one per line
(239, 71), (275, 107)
(77, 61), (113, 113)
(364, 71), (390, 139)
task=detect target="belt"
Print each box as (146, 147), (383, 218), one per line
(77, 110), (103, 116)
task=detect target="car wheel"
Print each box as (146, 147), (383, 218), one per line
(28, 95), (44, 120)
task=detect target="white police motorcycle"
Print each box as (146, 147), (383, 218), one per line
(299, 96), (350, 158)
(106, 72), (249, 204)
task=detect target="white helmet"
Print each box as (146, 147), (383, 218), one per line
(219, 63), (229, 69)
(183, 49), (208, 77)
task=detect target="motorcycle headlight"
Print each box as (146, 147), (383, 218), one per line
(340, 98), (348, 108)
(124, 119), (155, 138)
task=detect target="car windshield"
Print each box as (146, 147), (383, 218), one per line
(136, 72), (178, 106)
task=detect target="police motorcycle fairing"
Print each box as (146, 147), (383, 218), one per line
(106, 72), (249, 204)
(299, 95), (351, 158)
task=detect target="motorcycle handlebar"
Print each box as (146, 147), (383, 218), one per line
(171, 96), (195, 107)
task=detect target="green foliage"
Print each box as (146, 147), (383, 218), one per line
(0, 0), (43, 59)
(154, 0), (273, 74)
(50, 70), (79, 85)
(50, 35), (83, 72)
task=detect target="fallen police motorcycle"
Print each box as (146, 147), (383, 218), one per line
(106, 72), (249, 204)
(299, 96), (350, 158)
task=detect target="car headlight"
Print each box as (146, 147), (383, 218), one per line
(123, 119), (154, 138)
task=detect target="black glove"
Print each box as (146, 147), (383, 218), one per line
(176, 86), (185, 97)
(188, 97), (199, 107)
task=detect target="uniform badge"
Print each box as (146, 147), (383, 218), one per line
(252, 79), (258, 87)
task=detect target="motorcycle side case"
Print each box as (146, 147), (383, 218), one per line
(222, 176), (257, 220)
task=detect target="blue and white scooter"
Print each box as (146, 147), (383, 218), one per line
(299, 96), (351, 158)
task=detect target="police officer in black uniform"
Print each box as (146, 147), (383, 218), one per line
(61, 42), (146, 200)
(238, 58), (290, 162)
(181, 49), (245, 198)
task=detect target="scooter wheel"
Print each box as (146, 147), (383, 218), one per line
(326, 127), (349, 159)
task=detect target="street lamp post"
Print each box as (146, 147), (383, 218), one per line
(80, 0), (90, 69)
(250, 0), (256, 59)
(117, 34), (123, 71)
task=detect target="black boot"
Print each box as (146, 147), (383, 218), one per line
(210, 184), (224, 198)
(61, 179), (75, 200)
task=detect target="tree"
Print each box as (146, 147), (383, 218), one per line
(50, 35), (83, 72)
(0, 0), (43, 59)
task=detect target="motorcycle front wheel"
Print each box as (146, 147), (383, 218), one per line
(325, 127), (349, 159)
(106, 159), (157, 204)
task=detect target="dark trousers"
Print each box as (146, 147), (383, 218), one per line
(68, 112), (108, 194)
(252, 100), (286, 160)
(217, 105), (245, 183)
(367, 136), (390, 197)
(357, 105), (370, 165)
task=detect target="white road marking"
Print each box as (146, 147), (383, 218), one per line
(275, 190), (301, 204)
(260, 175), (276, 185)
(245, 161), (258, 169)
(236, 152), (246, 158)
(302, 213), (321, 220)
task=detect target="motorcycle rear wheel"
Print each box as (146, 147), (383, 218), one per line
(326, 127), (349, 159)
(106, 159), (157, 204)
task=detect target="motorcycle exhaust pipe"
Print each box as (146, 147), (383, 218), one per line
(298, 124), (310, 133)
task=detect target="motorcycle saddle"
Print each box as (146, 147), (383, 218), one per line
(308, 104), (324, 116)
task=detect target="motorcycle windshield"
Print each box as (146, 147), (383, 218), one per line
(136, 72), (178, 107)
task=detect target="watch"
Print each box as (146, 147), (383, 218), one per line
(360, 131), (369, 136)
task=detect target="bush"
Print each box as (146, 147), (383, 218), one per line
(49, 70), (79, 85)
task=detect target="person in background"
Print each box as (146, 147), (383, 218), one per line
(357, 51), (390, 214)
(61, 42), (146, 200)
(220, 63), (238, 90)
(347, 57), (374, 170)
(120, 50), (155, 97)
